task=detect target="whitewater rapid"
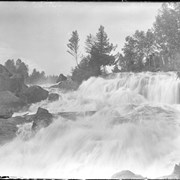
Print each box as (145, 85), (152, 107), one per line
(1, 71), (180, 178)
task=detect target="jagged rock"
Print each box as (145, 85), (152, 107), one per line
(31, 107), (53, 130)
(48, 93), (60, 102)
(19, 85), (49, 104)
(172, 163), (180, 176)
(56, 74), (67, 83)
(159, 163), (180, 179)
(0, 91), (27, 118)
(111, 170), (145, 179)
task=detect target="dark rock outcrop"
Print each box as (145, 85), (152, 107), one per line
(56, 73), (67, 83)
(19, 85), (49, 104)
(111, 170), (145, 179)
(48, 93), (60, 102)
(31, 107), (53, 130)
(0, 91), (27, 118)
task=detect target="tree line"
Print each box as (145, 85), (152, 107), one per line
(4, 59), (58, 85)
(67, 26), (117, 84)
(67, 3), (180, 84)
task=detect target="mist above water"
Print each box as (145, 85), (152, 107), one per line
(1, 72), (180, 178)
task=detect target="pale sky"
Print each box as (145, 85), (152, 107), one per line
(0, 2), (162, 75)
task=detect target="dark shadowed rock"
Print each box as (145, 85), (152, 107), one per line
(0, 91), (27, 118)
(48, 93), (60, 102)
(56, 73), (67, 83)
(19, 85), (49, 104)
(111, 170), (145, 179)
(31, 107), (53, 130)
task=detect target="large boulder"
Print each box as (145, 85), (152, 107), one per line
(31, 107), (53, 130)
(56, 73), (67, 83)
(48, 93), (60, 102)
(111, 170), (145, 179)
(19, 85), (49, 104)
(0, 91), (27, 118)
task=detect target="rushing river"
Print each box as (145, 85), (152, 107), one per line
(1, 72), (180, 179)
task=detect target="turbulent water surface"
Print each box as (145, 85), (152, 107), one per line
(1, 72), (180, 178)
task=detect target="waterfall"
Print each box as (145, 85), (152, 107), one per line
(1, 71), (180, 179)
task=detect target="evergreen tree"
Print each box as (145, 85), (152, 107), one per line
(89, 25), (117, 74)
(85, 34), (95, 53)
(16, 59), (29, 79)
(153, 3), (180, 70)
(67, 30), (80, 66)
(4, 59), (16, 74)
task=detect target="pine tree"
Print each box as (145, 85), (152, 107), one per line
(95, 25), (115, 56)
(67, 30), (80, 66)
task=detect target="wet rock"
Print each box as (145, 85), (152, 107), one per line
(31, 107), (53, 130)
(57, 111), (96, 120)
(0, 91), (27, 118)
(19, 85), (49, 104)
(56, 73), (67, 83)
(177, 71), (180, 79)
(48, 93), (60, 102)
(111, 170), (145, 179)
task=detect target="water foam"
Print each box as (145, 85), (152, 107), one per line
(1, 72), (180, 178)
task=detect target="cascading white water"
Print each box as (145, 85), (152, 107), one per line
(1, 71), (180, 178)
